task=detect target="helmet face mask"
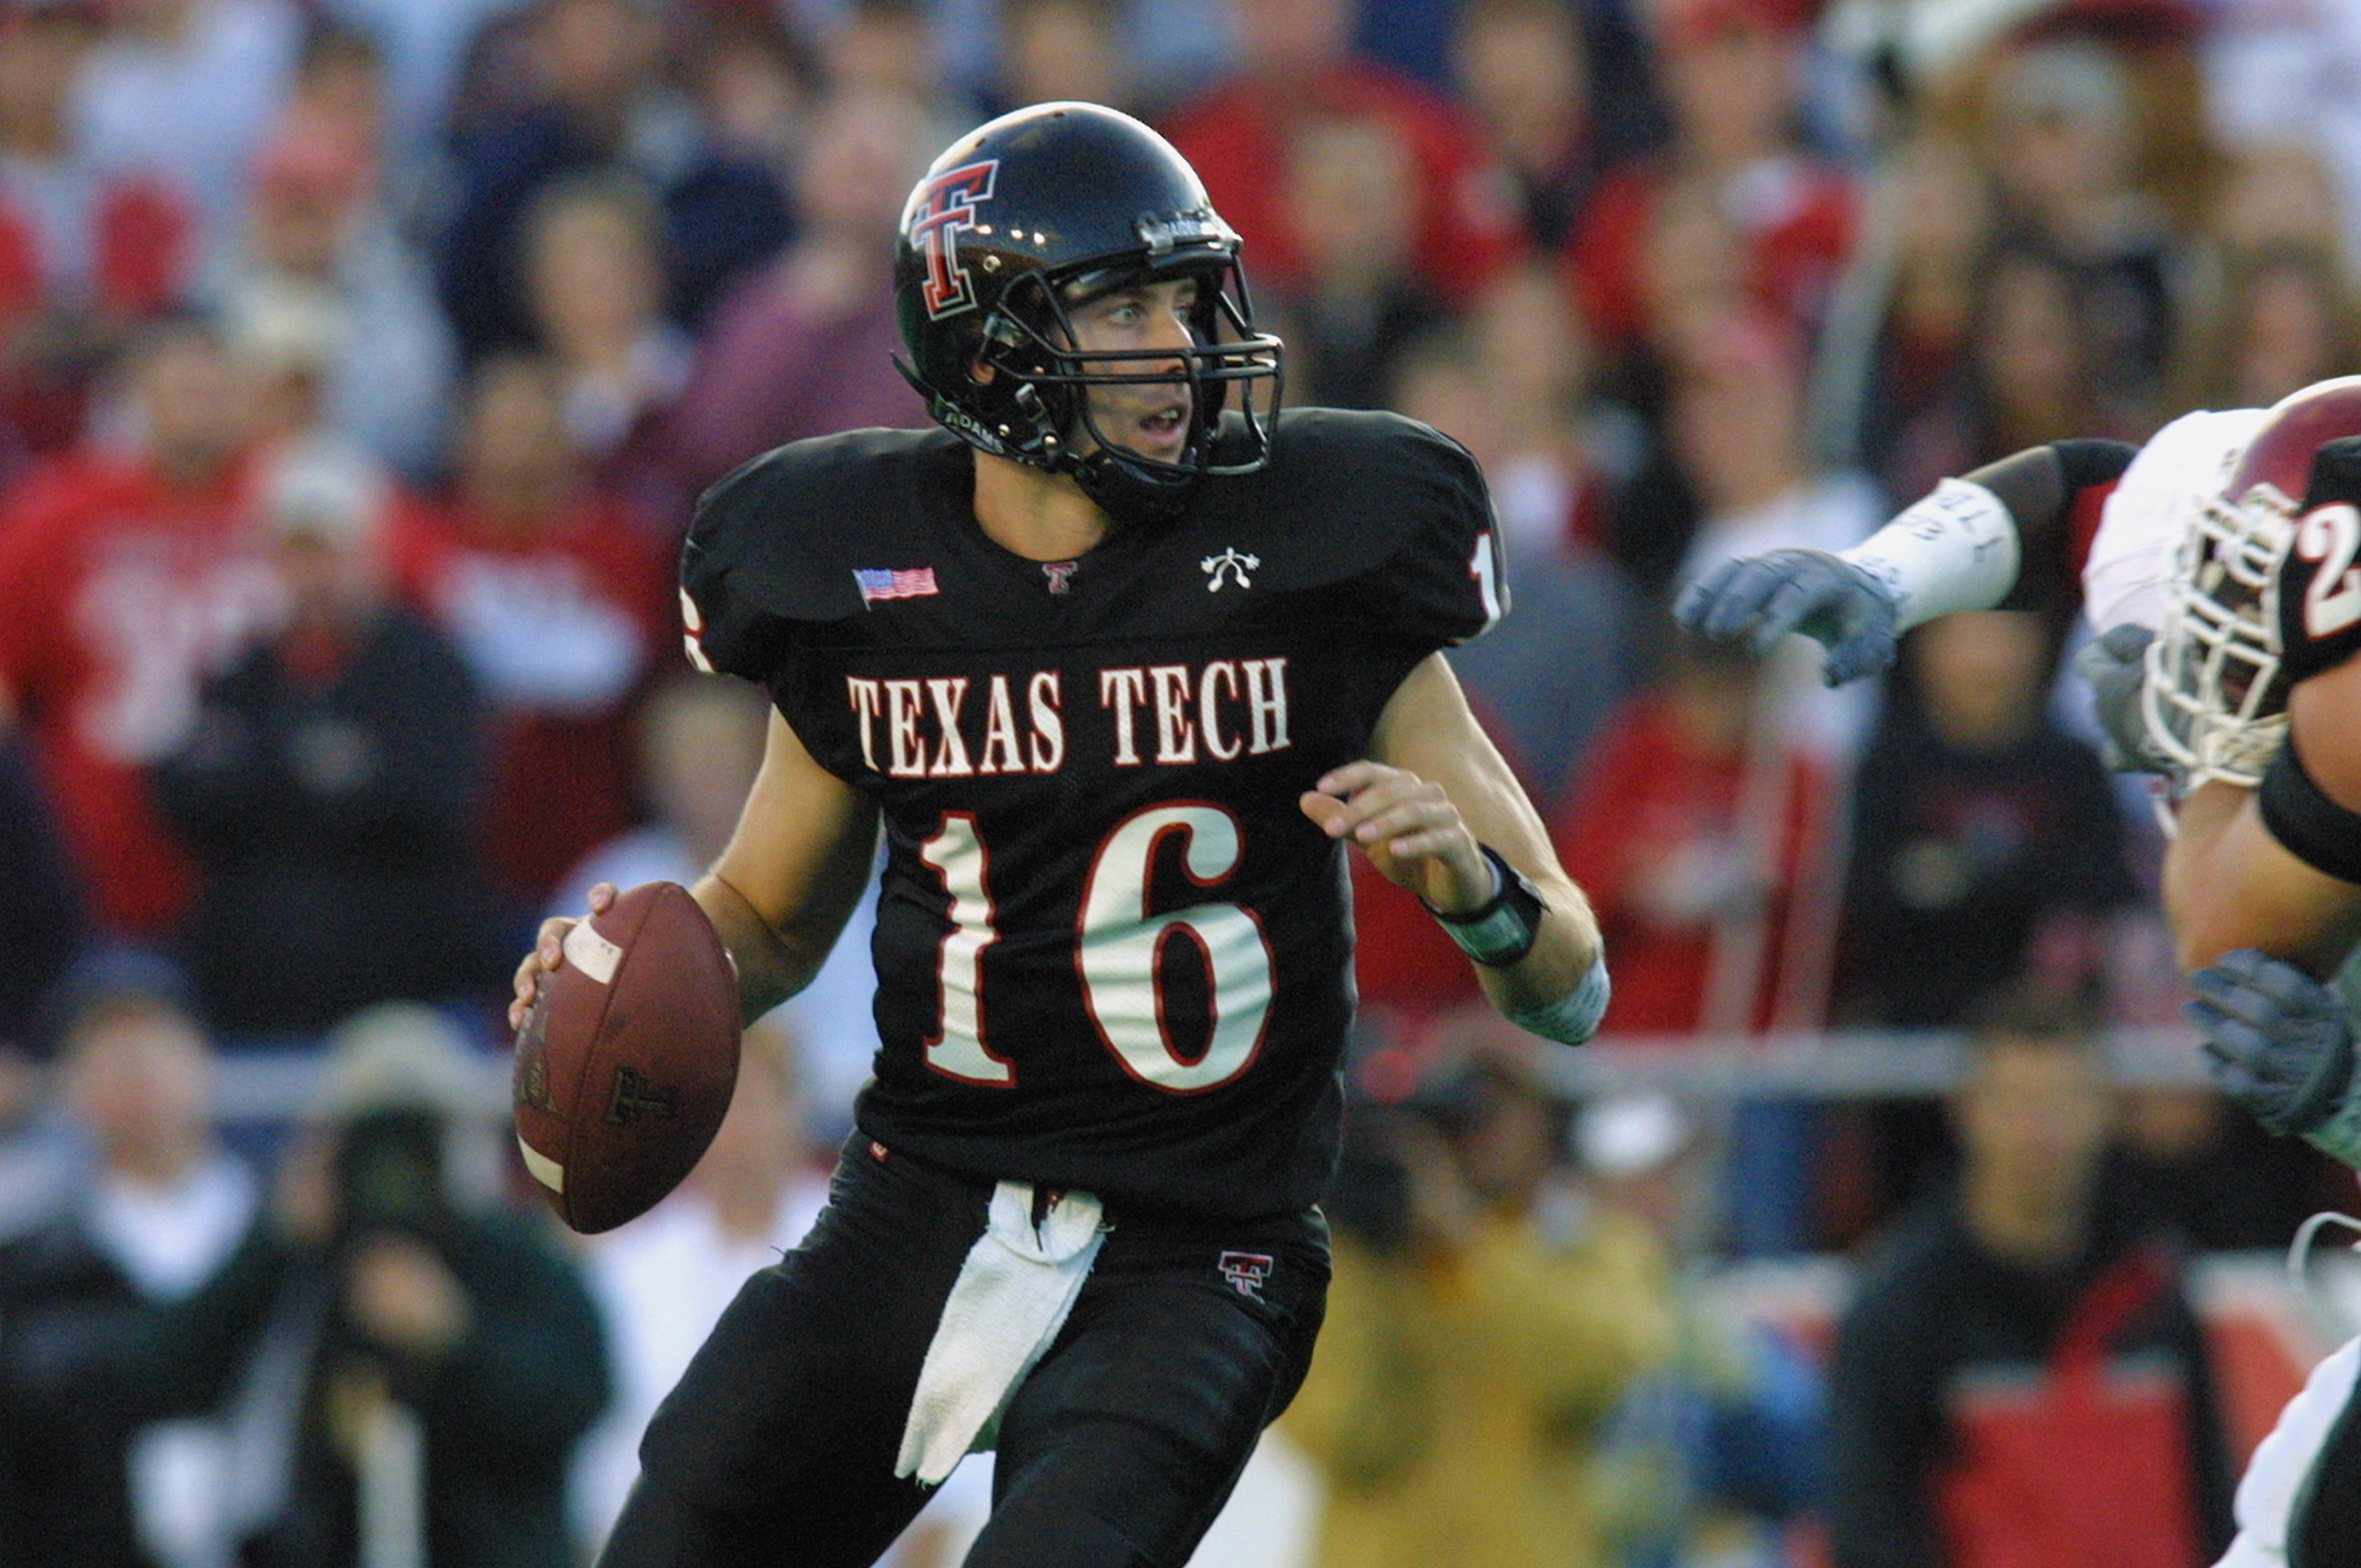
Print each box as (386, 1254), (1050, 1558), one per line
(2147, 476), (2293, 787)
(995, 260), (1278, 481)
(2146, 374), (2361, 786)
(894, 102), (1285, 521)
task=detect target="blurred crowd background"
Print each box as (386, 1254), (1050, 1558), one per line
(4, 0), (2361, 1563)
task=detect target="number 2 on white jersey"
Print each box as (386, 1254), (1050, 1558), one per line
(917, 805), (1275, 1092)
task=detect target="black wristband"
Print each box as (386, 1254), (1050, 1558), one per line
(2259, 733), (2361, 886)
(1423, 845), (1546, 968)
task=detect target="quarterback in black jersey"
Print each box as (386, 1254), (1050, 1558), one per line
(512, 103), (1607, 1568)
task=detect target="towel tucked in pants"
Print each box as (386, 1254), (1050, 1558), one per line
(601, 1133), (1330, 1568)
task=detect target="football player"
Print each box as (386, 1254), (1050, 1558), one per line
(2166, 425), (2361, 1568)
(511, 102), (1610, 1568)
(1676, 384), (2361, 1566)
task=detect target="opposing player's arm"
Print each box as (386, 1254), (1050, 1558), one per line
(1301, 652), (1605, 1040)
(1676, 439), (2136, 684)
(511, 710), (879, 1030)
(2167, 660), (2361, 977)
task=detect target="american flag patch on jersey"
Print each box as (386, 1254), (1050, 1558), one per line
(853, 567), (939, 606)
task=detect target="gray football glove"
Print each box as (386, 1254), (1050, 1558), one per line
(2188, 948), (2356, 1138)
(2070, 623), (2180, 782)
(1674, 548), (1900, 688)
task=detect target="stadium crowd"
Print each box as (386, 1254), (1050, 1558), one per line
(3, 0), (2360, 1563)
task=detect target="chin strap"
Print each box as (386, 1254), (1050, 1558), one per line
(1012, 384), (1067, 466)
(915, 364), (1206, 524)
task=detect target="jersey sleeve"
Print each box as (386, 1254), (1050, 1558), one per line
(2277, 434), (2361, 687)
(1374, 421), (1507, 647)
(2082, 408), (2265, 634)
(677, 440), (871, 682)
(1273, 411), (1505, 651)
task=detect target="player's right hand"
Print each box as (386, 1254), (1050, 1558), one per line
(2187, 948), (2357, 1137)
(1674, 548), (1900, 687)
(508, 882), (618, 1033)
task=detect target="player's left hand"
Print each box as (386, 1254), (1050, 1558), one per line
(508, 881), (618, 1033)
(1301, 762), (1493, 914)
(2187, 948), (2357, 1137)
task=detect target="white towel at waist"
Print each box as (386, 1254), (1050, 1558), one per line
(895, 1181), (1108, 1486)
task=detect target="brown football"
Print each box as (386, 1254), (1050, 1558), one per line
(511, 881), (741, 1234)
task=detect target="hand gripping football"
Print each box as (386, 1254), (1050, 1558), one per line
(512, 882), (741, 1233)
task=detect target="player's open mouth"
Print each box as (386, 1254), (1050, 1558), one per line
(1134, 404), (1188, 452)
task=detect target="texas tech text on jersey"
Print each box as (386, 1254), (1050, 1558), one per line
(842, 655), (1295, 779)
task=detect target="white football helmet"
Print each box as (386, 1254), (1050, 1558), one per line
(2146, 375), (2361, 787)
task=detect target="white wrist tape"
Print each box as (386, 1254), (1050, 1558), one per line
(1840, 477), (2021, 633)
(1511, 952), (1611, 1046)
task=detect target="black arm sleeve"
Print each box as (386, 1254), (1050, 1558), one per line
(1962, 440), (2139, 614)
(2050, 438), (2141, 491)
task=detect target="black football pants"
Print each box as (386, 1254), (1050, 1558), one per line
(597, 1134), (1330, 1568)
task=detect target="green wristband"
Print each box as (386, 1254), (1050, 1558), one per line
(1424, 845), (1545, 968)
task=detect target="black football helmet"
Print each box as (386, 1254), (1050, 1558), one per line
(893, 101), (1284, 520)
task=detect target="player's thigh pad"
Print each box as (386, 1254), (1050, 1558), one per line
(633, 1140), (989, 1533)
(2217, 1335), (2361, 1568)
(967, 1206), (1331, 1568)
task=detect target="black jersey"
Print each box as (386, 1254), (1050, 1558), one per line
(682, 409), (1503, 1216)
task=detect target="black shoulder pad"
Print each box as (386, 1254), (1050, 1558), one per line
(1208, 408), (1505, 641)
(681, 429), (961, 682)
(2280, 436), (2361, 688)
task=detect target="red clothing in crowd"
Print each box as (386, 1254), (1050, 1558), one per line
(0, 171), (195, 326)
(0, 169), (200, 456)
(1551, 693), (1826, 1036)
(1565, 155), (1854, 354)
(1935, 1254), (2215, 1568)
(388, 491), (669, 907)
(1349, 854), (1484, 1021)
(1163, 63), (1524, 303)
(0, 451), (271, 935)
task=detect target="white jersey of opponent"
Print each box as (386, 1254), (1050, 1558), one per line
(2081, 407), (2270, 634)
